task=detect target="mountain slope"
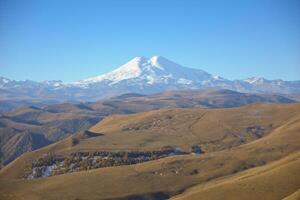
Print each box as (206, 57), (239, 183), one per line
(0, 105), (102, 164)
(0, 89), (295, 165)
(171, 152), (300, 200)
(1, 103), (299, 179)
(1, 132), (51, 164)
(0, 103), (299, 200)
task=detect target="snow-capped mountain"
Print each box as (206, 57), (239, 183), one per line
(0, 56), (299, 102)
(75, 56), (215, 86)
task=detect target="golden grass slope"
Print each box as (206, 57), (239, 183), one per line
(2, 103), (300, 179)
(0, 88), (296, 165)
(171, 151), (300, 200)
(283, 189), (300, 200)
(1, 152), (299, 200)
(0, 103), (299, 200)
(72, 103), (300, 153)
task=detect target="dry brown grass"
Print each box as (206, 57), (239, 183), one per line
(0, 103), (299, 200)
(171, 152), (300, 200)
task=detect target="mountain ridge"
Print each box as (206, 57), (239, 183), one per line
(1, 56), (300, 103)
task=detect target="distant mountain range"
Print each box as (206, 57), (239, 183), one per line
(1, 56), (300, 106)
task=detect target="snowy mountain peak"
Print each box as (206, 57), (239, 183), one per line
(77, 56), (192, 85)
(127, 56), (148, 65)
(53, 56), (300, 96)
(74, 56), (221, 87)
(0, 77), (11, 83)
(0, 77), (11, 87)
(150, 55), (167, 65)
(77, 57), (148, 84)
(149, 56), (178, 70)
(244, 77), (267, 84)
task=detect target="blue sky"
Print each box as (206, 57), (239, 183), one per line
(0, 0), (299, 81)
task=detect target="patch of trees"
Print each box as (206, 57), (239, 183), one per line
(23, 148), (190, 179)
(246, 125), (265, 138)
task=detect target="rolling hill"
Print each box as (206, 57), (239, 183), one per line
(171, 152), (300, 200)
(0, 89), (296, 165)
(0, 103), (299, 200)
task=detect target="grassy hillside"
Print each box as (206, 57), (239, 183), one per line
(1, 89), (295, 165)
(171, 152), (300, 200)
(283, 189), (300, 200)
(2, 103), (299, 179)
(61, 103), (299, 154)
(0, 103), (299, 200)
(0, 105), (102, 164)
